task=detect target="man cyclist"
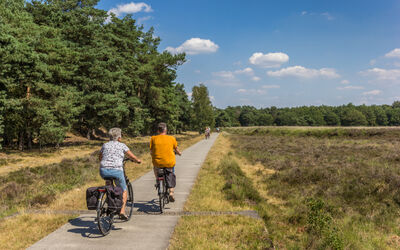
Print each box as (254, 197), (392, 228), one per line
(99, 128), (141, 219)
(150, 123), (181, 202)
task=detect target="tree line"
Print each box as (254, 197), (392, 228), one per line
(0, 0), (214, 150)
(2, 1), (398, 151)
(215, 102), (400, 128)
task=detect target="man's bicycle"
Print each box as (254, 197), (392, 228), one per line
(96, 158), (135, 236)
(156, 168), (170, 213)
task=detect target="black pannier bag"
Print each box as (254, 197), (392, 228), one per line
(86, 187), (100, 210)
(164, 168), (176, 189)
(106, 185), (123, 213)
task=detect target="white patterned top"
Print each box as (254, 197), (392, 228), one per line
(100, 141), (130, 170)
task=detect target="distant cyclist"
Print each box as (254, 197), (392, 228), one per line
(99, 128), (141, 219)
(150, 123), (181, 202)
(205, 127), (211, 139)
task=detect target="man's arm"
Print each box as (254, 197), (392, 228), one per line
(174, 147), (182, 156)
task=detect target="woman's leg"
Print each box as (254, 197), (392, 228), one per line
(120, 190), (127, 215)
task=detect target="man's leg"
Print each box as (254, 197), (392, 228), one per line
(168, 167), (175, 202)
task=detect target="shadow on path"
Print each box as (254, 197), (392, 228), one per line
(66, 216), (121, 238)
(135, 199), (168, 214)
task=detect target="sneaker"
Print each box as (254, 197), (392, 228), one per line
(169, 194), (175, 202)
(119, 213), (128, 220)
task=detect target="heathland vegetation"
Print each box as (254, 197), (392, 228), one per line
(171, 128), (400, 249)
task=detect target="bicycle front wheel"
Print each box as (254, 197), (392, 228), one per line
(125, 182), (134, 221)
(97, 192), (113, 236)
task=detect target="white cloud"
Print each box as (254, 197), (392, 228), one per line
(360, 68), (400, 82)
(301, 11), (335, 20)
(321, 12), (334, 20)
(249, 52), (289, 68)
(370, 59), (377, 66)
(212, 71), (235, 79)
(385, 48), (400, 58)
(236, 88), (266, 95)
(251, 76), (261, 82)
(337, 85), (364, 90)
(362, 90), (382, 96)
(262, 85), (280, 89)
(212, 67), (254, 82)
(108, 2), (153, 17)
(165, 38), (219, 55)
(341, 80), (350, 84)
(137, 16), (152, 24)
(234, 67), (254, 75)
(267, 66), (340, 79)
(207, 79), (241, 87)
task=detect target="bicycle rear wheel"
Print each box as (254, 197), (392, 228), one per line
(125, 182), (134, 220)
(97, 192), (113, 236)
(158, 179), (165, 213)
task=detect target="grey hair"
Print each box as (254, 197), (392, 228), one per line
(109, 128), (122, 141)
(157, 122), (167, 132)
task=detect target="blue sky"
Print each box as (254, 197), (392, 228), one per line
(97, 0), (400, 108)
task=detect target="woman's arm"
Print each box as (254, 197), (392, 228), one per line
(126, 150), (142, 163)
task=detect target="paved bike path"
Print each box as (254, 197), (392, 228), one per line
(29, 133), (218, 250)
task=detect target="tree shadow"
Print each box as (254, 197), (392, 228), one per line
(66, 216), (121, 238)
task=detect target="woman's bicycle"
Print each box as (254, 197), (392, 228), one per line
(156, 168), (170, 213)
(96, 158), (135, 236)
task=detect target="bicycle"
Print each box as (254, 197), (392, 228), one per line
(96, 158), (135, 236)
(156, 168), (170, 213)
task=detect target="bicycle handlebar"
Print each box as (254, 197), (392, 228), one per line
(123, 158), (140, 163)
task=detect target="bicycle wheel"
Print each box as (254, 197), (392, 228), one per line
(125, 182), (134, 221)
(97, 192), (113, 236)
(159, 179), (165, 213)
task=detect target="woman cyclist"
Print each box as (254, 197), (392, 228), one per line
(99, 128), (142, 220)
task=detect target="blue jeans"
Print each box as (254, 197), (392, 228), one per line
(100, 168), (127, 191)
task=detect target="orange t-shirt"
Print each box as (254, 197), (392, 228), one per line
(150, 134), (178, 168)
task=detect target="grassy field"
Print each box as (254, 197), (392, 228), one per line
(171, 127), (400, 249)
(0, 132), (202, 250)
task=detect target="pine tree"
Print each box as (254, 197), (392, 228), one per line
(191, 84), (215, 132)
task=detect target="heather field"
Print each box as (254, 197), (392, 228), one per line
(171, 127), (400, 249)
(227, 127), (400, 249)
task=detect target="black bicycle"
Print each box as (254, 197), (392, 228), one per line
(96, 158), (135, 236)
(156, 168), (170, 213)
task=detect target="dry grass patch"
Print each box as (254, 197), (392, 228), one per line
(169, 215), (270, 250)
(0, 213), (75, 250)
(183, 133), (252, 212)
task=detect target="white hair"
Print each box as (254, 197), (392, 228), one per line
(108, 128), (122, 141)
